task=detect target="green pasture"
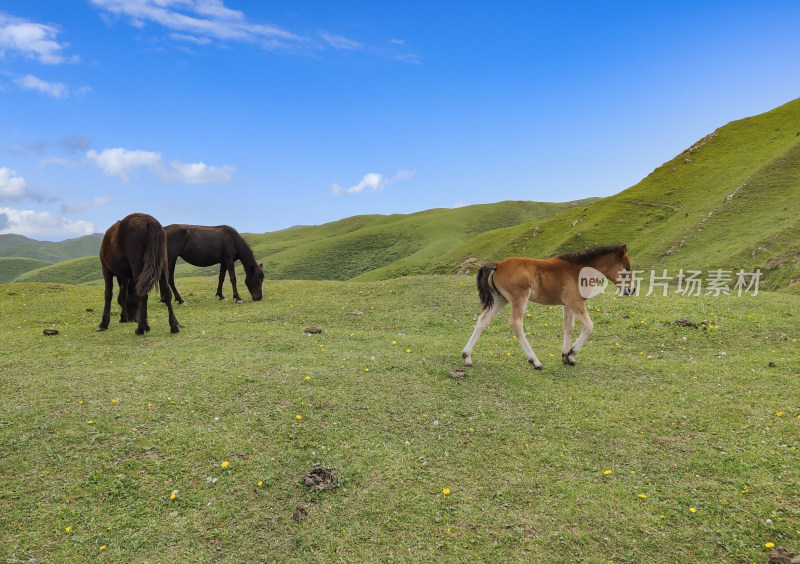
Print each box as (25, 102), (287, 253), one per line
(1, 276), (798, 563)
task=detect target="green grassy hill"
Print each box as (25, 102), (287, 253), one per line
(0, 257), (52, 283)
(0, 233), (102, 263)
(14, 256), (102, 285)
(246, 199), (596, 281)
(439, 97), (800, 291)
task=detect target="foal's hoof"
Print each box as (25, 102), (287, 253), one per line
(235, 299), (243, 304)
(562, 354), (577, 366)
(528, 359), (544, 370)
(170, 326), (180, 334)
(96, 326), (108, 332)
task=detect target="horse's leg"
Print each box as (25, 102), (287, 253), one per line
(227, 262), (243, 303)
(462, 295), (507, 366)
(97, 267), (113, 331)
(168, 257), (184, 305)
(561, 306), (576, 365)
(118, 278), (130, 322)
(563, 301), (593, 365)
(159, 275), (181, 333)
(216, 264), (227, 300)
(135, 293), (150, 335)
(508, 295), (543, 369)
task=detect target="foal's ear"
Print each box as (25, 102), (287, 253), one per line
(618, 244), (628, 257)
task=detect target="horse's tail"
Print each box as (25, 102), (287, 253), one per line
(136, 221), (166, 296)
(476, 263), (498, 311)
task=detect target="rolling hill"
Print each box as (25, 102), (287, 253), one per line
(0, 233), (103, 263)
(2, 97), (798, 291)
(437, 97), (800, 291)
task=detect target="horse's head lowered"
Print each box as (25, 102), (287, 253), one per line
(245, 263), (265, 301)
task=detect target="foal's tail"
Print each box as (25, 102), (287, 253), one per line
(136, 222), (166, 296)
(476, 263), (498, 311)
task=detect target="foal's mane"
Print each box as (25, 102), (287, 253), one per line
(557, 243), (624, 264)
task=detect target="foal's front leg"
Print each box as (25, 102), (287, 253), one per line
(562, 307), (576, 365)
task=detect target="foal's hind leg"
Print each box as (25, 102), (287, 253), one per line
(508, 296), (543, 369)
(462, 295), (507, 366)
(562, 302), (594, 365)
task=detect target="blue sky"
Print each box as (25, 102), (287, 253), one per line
(1, 1), (799, 240)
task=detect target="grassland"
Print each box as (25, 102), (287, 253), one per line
(1, 277), (799, 563)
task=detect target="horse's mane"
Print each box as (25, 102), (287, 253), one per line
(228, 227), (258, 269)
(557, 243), (624, 264)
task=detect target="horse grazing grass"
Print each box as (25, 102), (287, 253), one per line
(462, 243), (634, 369)
(97, 213), (180, 335)
(164, 224), (264, 304)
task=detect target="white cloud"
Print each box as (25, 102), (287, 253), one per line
(86, 147), (236, 184)
(14, 74), (69, 98)
(0, 167), (30, 201)
(330, 169), (415, 196)
(86, 148), (162, 182)
(452, 202), (468, 209)
(0, 13), (77, 64)
(159, 160), (236, 183)
(0, 206), (95, 239)
(61, 195), (111, 214)
(90, 0), (304, 49)
(321, 33), (364, 51)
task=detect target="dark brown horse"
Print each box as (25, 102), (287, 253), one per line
(462, 244), (634, 369)
(165, 224), (264, 304)
(97, 213), (180, 335)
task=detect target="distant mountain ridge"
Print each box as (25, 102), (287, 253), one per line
(0, 233), (103, 263)
(2, 97), (799, 291)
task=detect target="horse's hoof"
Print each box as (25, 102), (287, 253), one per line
(171, 326), (180, 333)
(235, 299), (243, 304)
(96, 326), (108, 332)
(562, 354), (576, 366)
(533, 364), (544, 370)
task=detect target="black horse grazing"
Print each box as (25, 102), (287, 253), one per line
(164, 224), (264, 304)
(97, 213), (180, 335)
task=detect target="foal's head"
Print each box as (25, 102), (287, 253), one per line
(604, 244), (635, 296)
